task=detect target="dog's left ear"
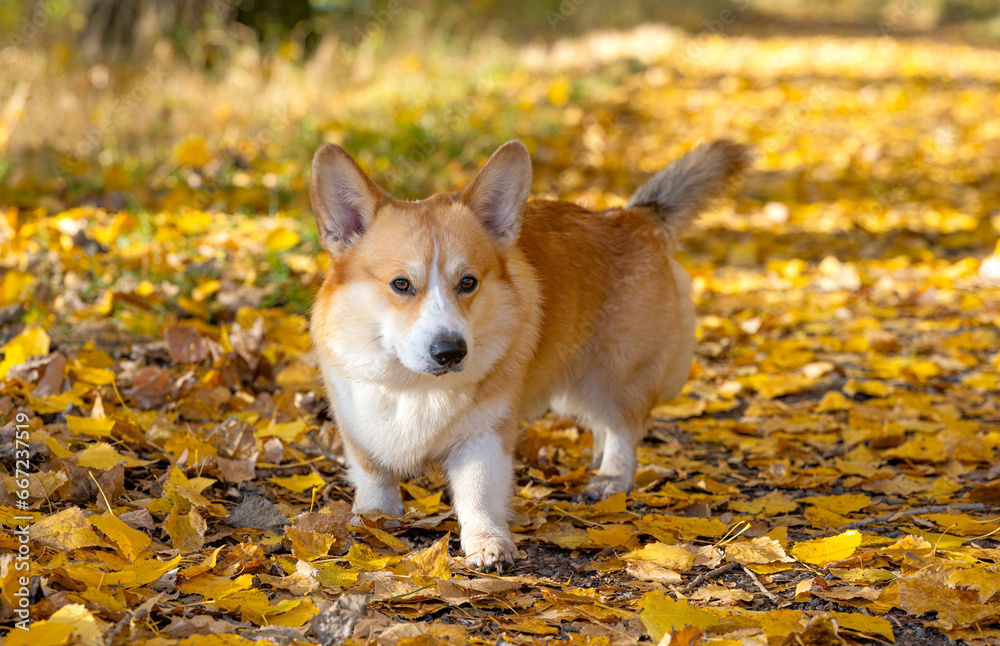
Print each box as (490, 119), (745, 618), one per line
(462, 140), (532, 247)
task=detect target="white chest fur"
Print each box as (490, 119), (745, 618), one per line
(324, 365), (488, 476)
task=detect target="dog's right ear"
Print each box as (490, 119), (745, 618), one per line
(311, 144), (390, 254)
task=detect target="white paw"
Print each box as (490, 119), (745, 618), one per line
(582, 474), (632, 502)
(353, 498), (404, 517)
(462, 533), (519, 573)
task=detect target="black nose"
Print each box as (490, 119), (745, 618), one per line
(430, 336), (467, 368)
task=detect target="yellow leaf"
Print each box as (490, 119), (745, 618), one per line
(275, 361), (317, 390)
(814, 390), (853, 412)
(66, 415), (115, 437)
(826, 612), (894, 641)
(405, 489), (447, 515)
(947, 565), (1000, 603)
(176, 296), (210, 319)
(346, 543), (399, 571)
(268, 598), (319, 627)
(4, 619), (74, 646)
(637, 591), (722, 642)
(395, 534), (452, 580)
(90, 512), (152, 562)
(724, 537), (793, 565)
(356, 524), (410, 553)
(843, 379), (893, 398)
(268, 472), (326, 493)
(623, 542), (696, 571)
(192, 279), (221, 301)
(164, 507), (207, 552)
(548, 75), (571, 106)
(652, 396), (707, 419)
(76, 442), (152, 470)
(535, 522), (593, 549)
(314, 562), (359, 589)
(0, 326), (50, 379)
(267, 227), (300, 253)
(177, 137), (211, 166)
(1, 270), (34, 306)
(258, 419), (307, 441)
(71, 366), (116, 385)
(637, 514), (729, 539)
(883, 436), (946, 462)
(47, 604), (105, 646)
(923, 513), (1000, 537)
(729, 490), (799, 516)
(588, 525), (640, 549)
(791, 530), (862, 566)
(287, 527), (338, 561)
(181, 546), (224, 578)
(30, 507), (106, 551)
(590, 491), (628, 515)
(45, 437), (74, 458)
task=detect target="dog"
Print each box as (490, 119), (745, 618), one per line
(309, 139), (751, 571)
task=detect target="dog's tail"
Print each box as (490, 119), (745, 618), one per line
(627, 139), (752, 242)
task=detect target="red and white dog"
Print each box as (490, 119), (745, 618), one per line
(309, 139), (750, 571)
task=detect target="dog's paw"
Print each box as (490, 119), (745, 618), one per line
(462, 533), (519, 574)
(353, 497), (405, 518)
(582, 474), (632, 502)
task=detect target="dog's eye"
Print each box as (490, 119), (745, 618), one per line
(458, 276), (478, 292)
(391, 278), (411, 293)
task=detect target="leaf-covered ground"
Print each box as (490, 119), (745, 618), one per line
(2, 20), (1000, 646)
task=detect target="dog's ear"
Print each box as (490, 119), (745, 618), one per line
(311, 144), (390, 254)
(461, 140), (532, 247)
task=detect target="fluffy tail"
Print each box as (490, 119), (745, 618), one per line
(627, 139), (752, 241)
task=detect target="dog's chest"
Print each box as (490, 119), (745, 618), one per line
(329, 372), (474, 473)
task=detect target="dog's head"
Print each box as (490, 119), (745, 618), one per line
(310, 141), (532, 381)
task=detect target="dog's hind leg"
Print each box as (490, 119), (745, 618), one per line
(582, 422), (641, 501)
(590, 426), (606, 470)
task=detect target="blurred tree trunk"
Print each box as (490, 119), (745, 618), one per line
(79, 0), (314, 60)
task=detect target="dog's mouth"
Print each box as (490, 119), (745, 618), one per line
(429, 365), (464, 377)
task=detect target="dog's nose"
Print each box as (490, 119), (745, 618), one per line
(430, 336), (467, 368)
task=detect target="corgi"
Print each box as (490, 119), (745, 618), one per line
(309, 139), (751, 571)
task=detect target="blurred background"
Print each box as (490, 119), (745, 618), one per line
(3, 0), (1000, 212)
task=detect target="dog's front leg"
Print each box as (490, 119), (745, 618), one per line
(444, 430), (518, 573)
(344, 438), (405, 516)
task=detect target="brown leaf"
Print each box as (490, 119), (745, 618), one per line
(163, 615), (239, 637)
(32, 352), (66, 397)
(309, 594), (368, 645)
(224, 494), (289, 530)
(94, 463), (125, 511)
(166, 326), (208, 363)
(211, 416), (259, 484)
(120, 508), (156, 530)
(130, 365), (172, 410)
